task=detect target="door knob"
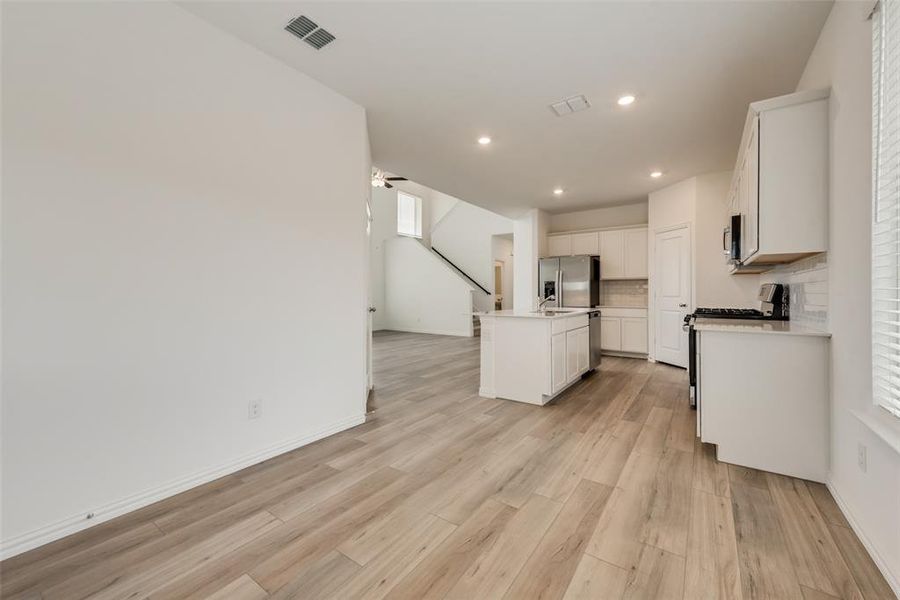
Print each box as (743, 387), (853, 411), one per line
(368, 307), (377, 313)
(678, 303), (687, 308)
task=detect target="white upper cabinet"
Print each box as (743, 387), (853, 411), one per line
(599, 230), (625, 278)
(729, 89), (829, 268)
(548, 235), (571, 258)
(570, 232), (600, 255)
(623, 229), (648, 278)
(547, 226), (648, 279)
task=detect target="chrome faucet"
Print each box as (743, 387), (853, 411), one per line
(538, 294), (556, 310)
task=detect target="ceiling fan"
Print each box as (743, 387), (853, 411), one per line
(371, 169), (407, 189)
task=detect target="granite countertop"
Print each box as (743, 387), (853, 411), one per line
(694, 318), (831, 338)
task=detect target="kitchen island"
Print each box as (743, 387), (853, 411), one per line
(479, 308), (592, 405)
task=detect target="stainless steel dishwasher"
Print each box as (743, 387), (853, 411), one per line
(588, 310), (602, 370)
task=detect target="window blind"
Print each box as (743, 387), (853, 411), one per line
(872, 0), (900, 418)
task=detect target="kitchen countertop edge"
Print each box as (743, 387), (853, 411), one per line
(694, 318), (831, 338)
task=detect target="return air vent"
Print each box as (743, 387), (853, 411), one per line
(549, 95), (591, 117)
(284, 15), (336, 51)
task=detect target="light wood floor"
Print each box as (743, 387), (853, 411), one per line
(1, 331), (894, 599)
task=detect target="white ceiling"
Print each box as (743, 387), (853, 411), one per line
(182, 1), (832, 217)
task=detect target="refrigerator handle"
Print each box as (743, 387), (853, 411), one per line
(556, 270), (562, 307)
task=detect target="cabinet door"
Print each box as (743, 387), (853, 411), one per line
(624, 229), (648, 278)
(566, 329), (580, 382)
(599, 317), (622, 350)
(577, 327), (590, 372)
(551, 332), (566, 393)
(621, 317), (648, 353)
(548, 235), (572, 257)
(744, 117), (759, 259)
(738, 157), (751, 262)
(570, 232), (599, 255)
(599, 230), (625, 278)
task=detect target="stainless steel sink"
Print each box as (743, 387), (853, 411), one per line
(532, 308), (576, 316)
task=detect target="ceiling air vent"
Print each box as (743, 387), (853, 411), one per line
(284, 15), (336, 51)
(304, 28), (335, 50)
(549, 95), (591, 117)
(285, 16), (317, 40)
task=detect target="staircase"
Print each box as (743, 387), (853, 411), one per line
(473, 314), (481, 337)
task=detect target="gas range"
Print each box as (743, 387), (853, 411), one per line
(693, 307), (773, 320)
(684, 284), (789, 409)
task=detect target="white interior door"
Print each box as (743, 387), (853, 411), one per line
(366, 198), (374, 392)
(654, 226), (691, 368)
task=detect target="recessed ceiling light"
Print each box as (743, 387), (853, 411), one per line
(478, 136), (492, 145)
(650, 171), (663, 178)
(553, 188), (564, 196)
(617, 94), (636, 106)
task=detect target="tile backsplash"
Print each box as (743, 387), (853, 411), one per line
(760, 253), (828, 328)
(600, 279), (648, 308)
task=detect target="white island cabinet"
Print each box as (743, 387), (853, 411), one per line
(479, 310), (591, 405)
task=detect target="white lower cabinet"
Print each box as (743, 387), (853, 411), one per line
(552, 325), (589, 394)
(485, 312), (591, 405)
(600, 317), (621, 350)
(599, 308), (648, 355)
(621, 318), (649, 353)
(576, 327), (590, 372)
(697, 329), (829, 482)
(551, 332), (567, 394)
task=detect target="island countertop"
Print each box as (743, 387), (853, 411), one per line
(480, 308), (592, 320)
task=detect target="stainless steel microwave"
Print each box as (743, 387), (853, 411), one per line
(723, 214), (742, 263)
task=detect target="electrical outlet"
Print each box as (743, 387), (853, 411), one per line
(249, 400), (262, 420)
(857, 442), (867, 473)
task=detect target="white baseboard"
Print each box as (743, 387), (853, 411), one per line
(0, 412), (366, 560)
(478, 387), (496, 398)
(826, 478), (900, 597)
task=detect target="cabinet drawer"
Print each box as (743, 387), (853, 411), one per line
(551, 314), (589, 334)
(600, 307), (647, 318)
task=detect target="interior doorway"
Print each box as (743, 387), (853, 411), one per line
(493, 260), (504, 310)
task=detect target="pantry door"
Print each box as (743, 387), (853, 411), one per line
(654, 226), (691, 368)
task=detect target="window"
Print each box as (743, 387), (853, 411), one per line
(872, 0), (900, 418)
(397, 191), (422, 238)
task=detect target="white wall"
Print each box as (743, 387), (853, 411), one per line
(647, 178), (696, 362)
(383, 238), (474, 336)
(1, 2), (370, 557)
(369, 186), (399, 331)
(513, 209), (544, 311)
(431, 200), (514, 298)
(370, 185), (506, 324)
(795, 2), (900, 591)
(548, 202), (649, 232)
(694, 172), (761, 307)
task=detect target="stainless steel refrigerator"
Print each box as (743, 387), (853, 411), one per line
(538, 255), (600, 308)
